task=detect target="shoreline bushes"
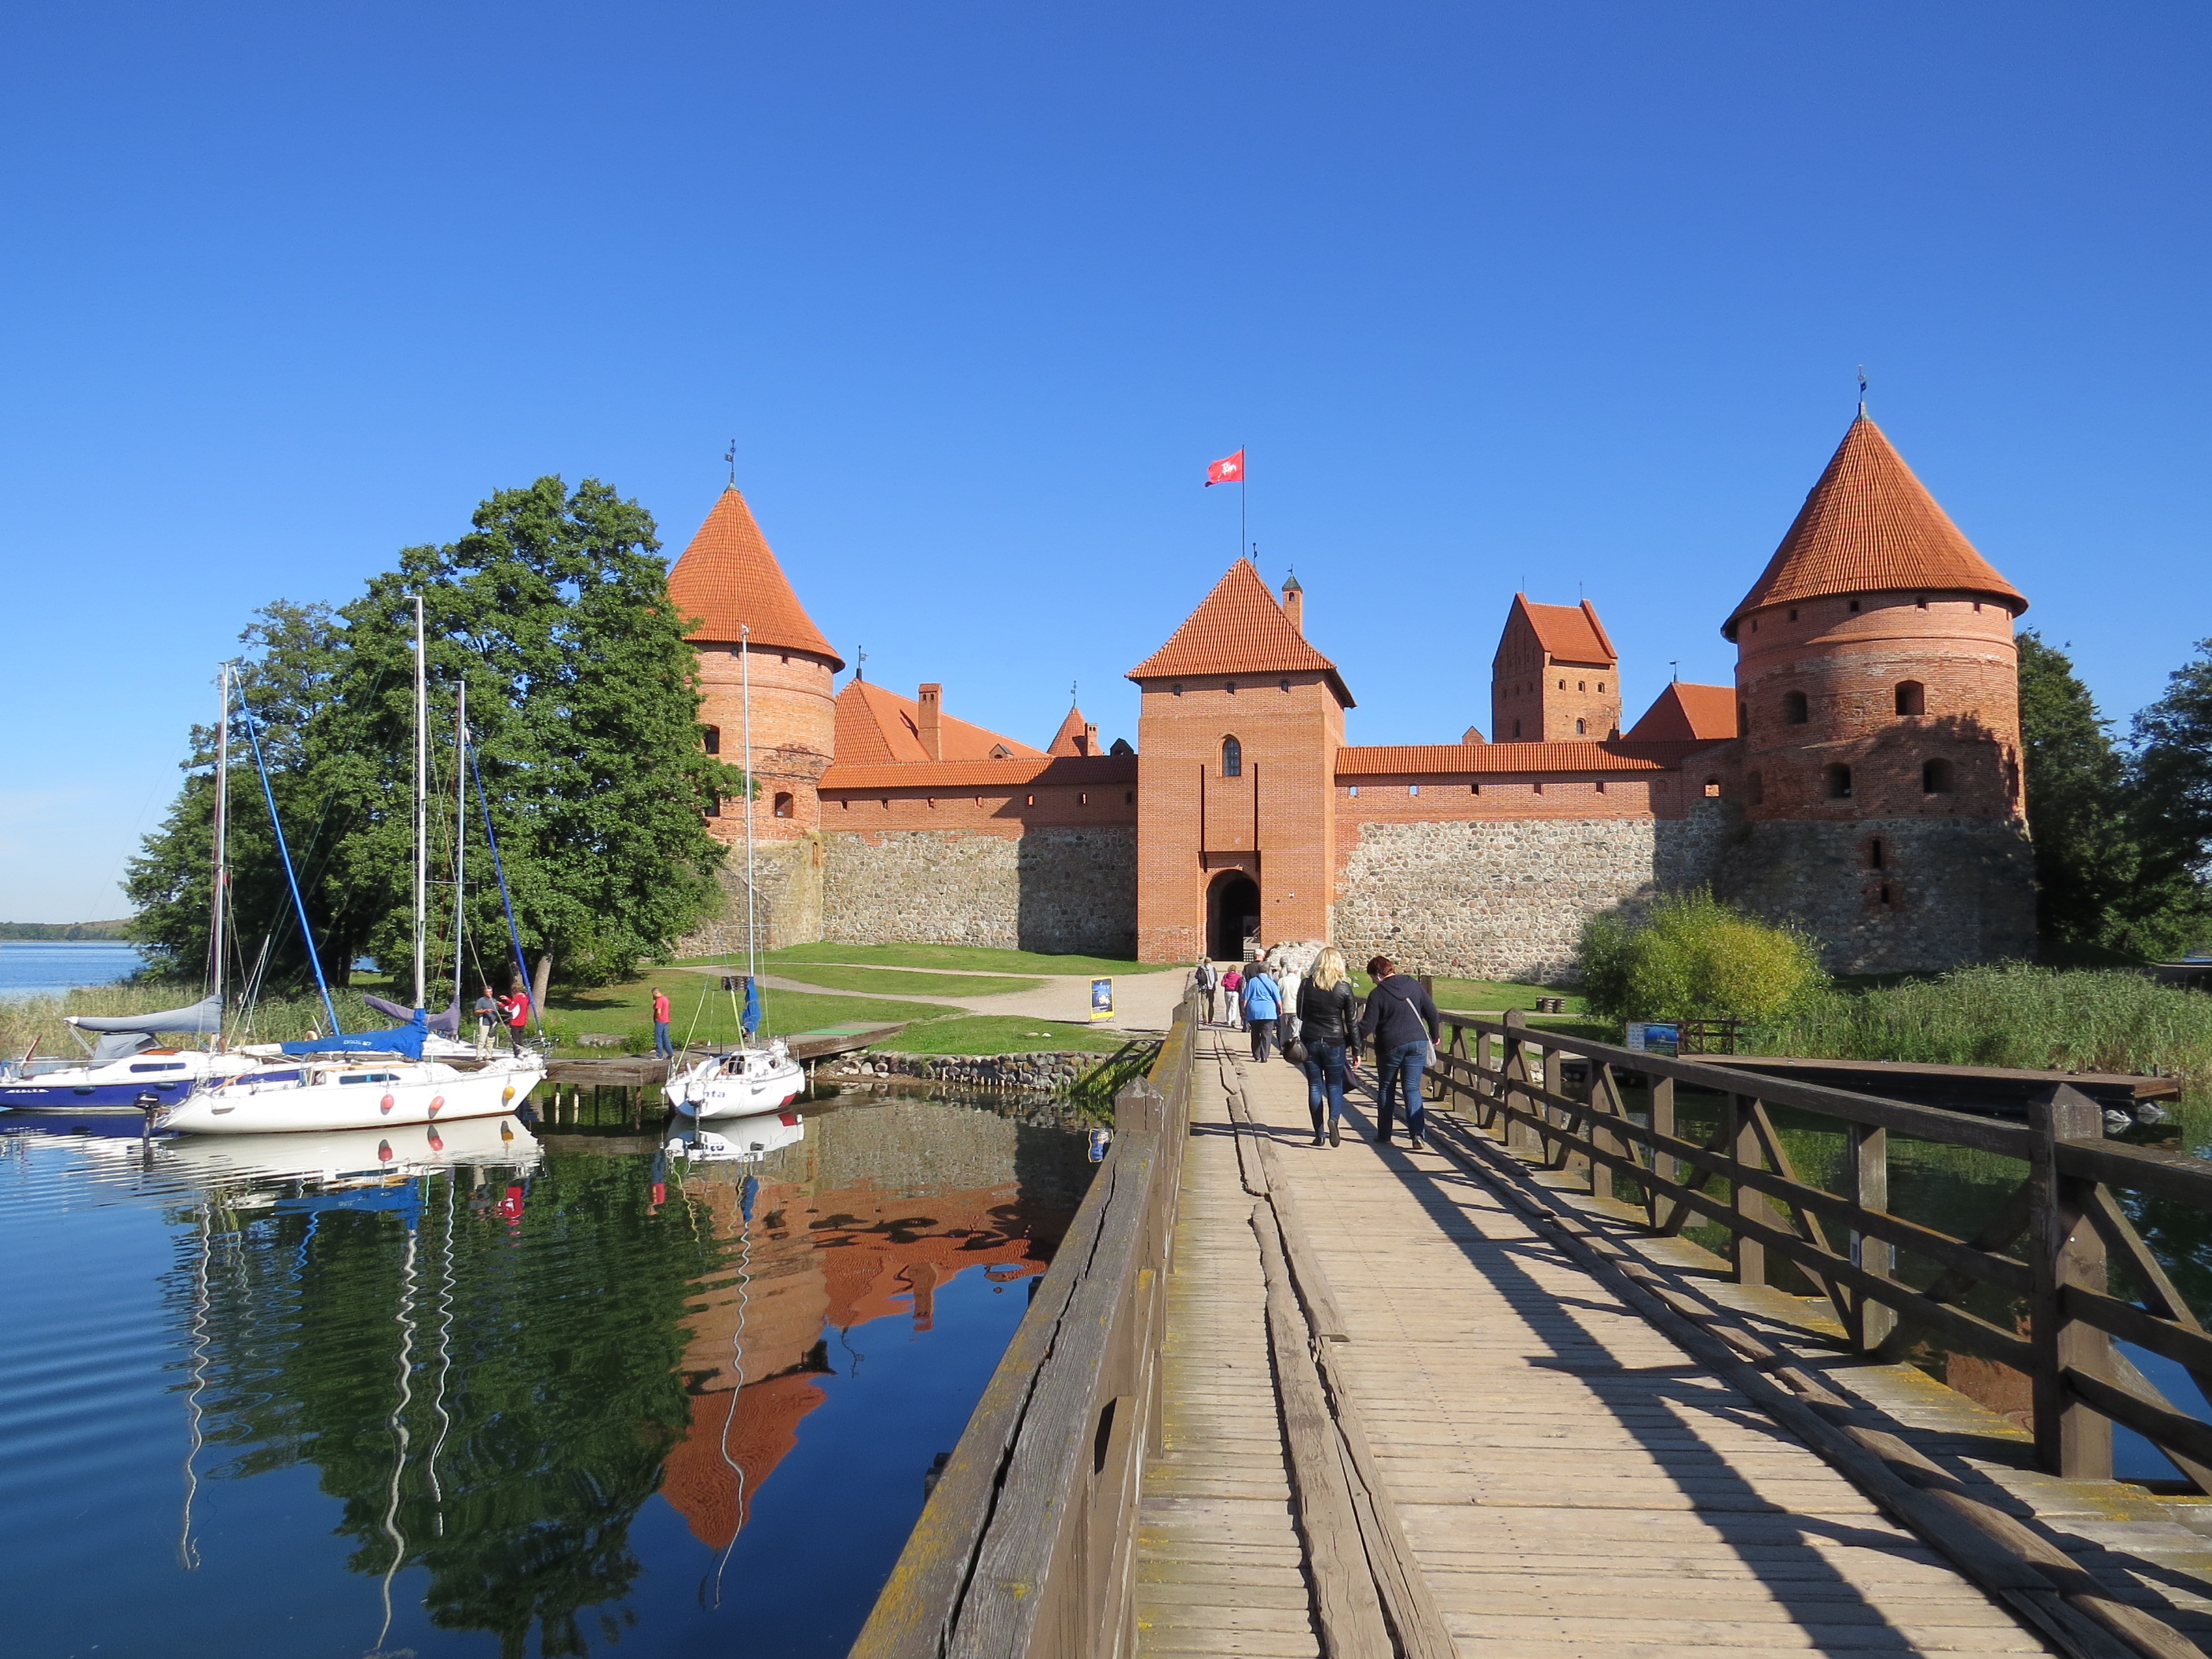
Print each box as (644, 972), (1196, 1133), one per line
(1579, 891), (1825, 1024)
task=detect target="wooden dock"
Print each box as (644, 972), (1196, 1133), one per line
(541, 1020), (907, 1088)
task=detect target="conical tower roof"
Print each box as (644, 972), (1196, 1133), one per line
(668, 487), (844, 668)
(1723, 416), (2025, 639)
(1126, 558), (1353, 705)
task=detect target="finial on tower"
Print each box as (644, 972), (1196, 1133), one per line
(1857, 366), (1868, 419)
(724, 439), (738, 487)
(1070, 679), (1079, 707)
(854, 646), (867, 684)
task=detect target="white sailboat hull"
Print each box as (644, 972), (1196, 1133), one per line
(159, 1057), (544, 1135)
(664, 1046), (804, 1121)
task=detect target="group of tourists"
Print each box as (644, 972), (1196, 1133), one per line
(470, 985), (537, 1057)
(1190, 949), (1441, 1151)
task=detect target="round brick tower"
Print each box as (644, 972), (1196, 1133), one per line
(667, 486), (844, 949)
(1716, 414), (2034, 970)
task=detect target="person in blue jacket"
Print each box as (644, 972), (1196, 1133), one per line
(1240, 963), (1283, 1063)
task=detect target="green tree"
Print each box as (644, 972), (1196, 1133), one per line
(2129, 637), (2212, 958)
(129, 478), (742, 998)
(2016, 632), (2139, 953)
(1578, 889), (1825, 1022)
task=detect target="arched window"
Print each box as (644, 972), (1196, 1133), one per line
(1575, 717), (1587, 734)
(1922, 757), (1954, 794)
(773, 791), (794, 818)
(1747, 770), (1764, 805)
(1221, 735), (1243, 778)
(702, 725), (721, 756)
(1782, 690), (1808, 725)
(1824, 764), (1853, 800)
(1895, 681), (1925, 716)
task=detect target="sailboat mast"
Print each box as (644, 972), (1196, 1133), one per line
(412, 595), (429, 1013)
(742, 624), (756, 989)
(451, 679), (467, 1013)
(210, 662), (229, 1046)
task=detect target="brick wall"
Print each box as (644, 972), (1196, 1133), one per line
(823, 826), (1137, 956)
(696, 646), (838, 846)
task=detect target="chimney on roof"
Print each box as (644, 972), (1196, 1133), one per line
(917, 683), (943, 760)
(1281, 570), (1304, 636)
(1082, 721), (1098, 756)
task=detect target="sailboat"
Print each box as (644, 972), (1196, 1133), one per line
(2, 666), (258, 1115)
(663, 623), (804, 1122)
(162, 602), (548, 1135)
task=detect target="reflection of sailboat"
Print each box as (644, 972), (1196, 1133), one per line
(160, 1115), (543, 1184)
(666, 1113), (806, 1164)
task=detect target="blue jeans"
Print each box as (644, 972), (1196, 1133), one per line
(1301, 1041), (1348, 1135)
(654, 1020), (672, 1058)
(1377, 1040), (1428, 1141)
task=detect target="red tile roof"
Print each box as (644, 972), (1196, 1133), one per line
(820, 755), (1137, 790)
(668, 488), (844, 666)
(1336, 740), (1712, 778)
(1625, 682), (1738, 743)
(833, 680), (1046, 766)
(1513, 595), (1617, 665)
(1725, 416), (2026, 636)
(1046, 706), (1097, 757)
(1126, 560), (1353, 705)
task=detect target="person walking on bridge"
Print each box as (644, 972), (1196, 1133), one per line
(1193, 958), (1218, 1024)
(1240, 962), (1283, 1063)
(1361, 956), (1439, 1148)
(1296, 947), (1360, 1147)
(1221, 965), (1244, 1031)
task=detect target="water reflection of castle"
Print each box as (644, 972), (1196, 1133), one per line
(659, 1097), (1091, 1551)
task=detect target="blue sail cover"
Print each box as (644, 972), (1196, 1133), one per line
(280, 1010), (427, 1059)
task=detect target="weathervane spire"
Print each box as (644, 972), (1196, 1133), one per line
(724, 438), (737, 487)
(1857, 366), (1869, 419)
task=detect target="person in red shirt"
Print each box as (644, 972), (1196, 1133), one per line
(652, 987), (672, 1059)
(500, 988), (532, 1054)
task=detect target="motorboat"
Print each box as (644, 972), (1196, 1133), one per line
(663, 1041), (804, 1121)
(158, 1052), (544, 1135)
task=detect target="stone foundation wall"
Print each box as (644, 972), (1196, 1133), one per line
(823, 1050), (1100, 1093)
(673, 836), (824, 957)
(823, 826), (1137, 957)
(1714, 817), (2035, 973)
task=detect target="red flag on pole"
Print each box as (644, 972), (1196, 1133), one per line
(1205, 449), (1245, 486)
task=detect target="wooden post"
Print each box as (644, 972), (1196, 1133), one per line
(1551, 1046), (1588, 1185)
(2031, 1084), (2113, 1479)
(1649, 1075), (1676, 1230)
(1588, 1064), (1626, 1205)
(1475, 1027), (1496, 1130)
(1727, 1093), (1766, 1287)
(1845, 1123), (1895, 1351)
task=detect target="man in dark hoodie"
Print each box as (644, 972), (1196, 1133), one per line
(1358, 956), (1440, 1148)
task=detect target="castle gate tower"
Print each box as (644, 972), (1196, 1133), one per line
(1718, 415), (2034, 971)
(1128, 561), (1352, 962)
(668, 486), (844, 950)
(1491, 595), (1622, 742)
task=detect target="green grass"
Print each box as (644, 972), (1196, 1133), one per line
(865, 1015), (1133, 1057)
(679, 941), (1175, 976)
(1337, 971), (1581, 1015)
(763, 964), (1046, 998)
(545, 976), (947, 1053)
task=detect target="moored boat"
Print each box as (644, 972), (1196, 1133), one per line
(158, 1051), (544, 1135)
(662, 1041), (804, 1120)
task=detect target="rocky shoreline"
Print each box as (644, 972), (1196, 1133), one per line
(821, 1049), (1101, 1093)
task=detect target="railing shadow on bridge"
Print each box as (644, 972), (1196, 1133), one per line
(850, 992), (1200, 1659)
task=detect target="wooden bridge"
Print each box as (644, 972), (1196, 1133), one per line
(851, 996), (2212, 1659)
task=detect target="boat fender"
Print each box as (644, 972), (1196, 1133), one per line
(377, 1139), (394, 1162)
(500, 1121), (514, 1141)
(427, 1128), (444, 1152)
(779, 1111), (800, 1126)
(501, 1086), (515, 1103)
(428, 1093), (445, 1116)
(380, 1093), (395, 1114)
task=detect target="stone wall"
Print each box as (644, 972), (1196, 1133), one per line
(823, 826), (1137, 956)
(1714, 816), (2035, 973)
(673, 836), (824, 957)
(1335, 816), (1709, 982)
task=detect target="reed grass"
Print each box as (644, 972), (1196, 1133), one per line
(1749, 964), (2212, 1087)
(0, 982), (386, 1057)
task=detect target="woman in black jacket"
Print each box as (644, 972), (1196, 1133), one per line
(1296, 947), (1360, 1147)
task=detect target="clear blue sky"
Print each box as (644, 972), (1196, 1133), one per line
(3, 3), (2205, 921)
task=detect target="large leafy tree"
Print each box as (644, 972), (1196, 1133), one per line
(2128, 637), (2212, 957)
(129, 478), (739, 995)
(2016, 632), (2139, 953)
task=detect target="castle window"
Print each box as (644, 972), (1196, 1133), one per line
(1349, 786), (1359, 798)
(1703, 778), (1721, 797)
(1787, 608), (1798, 622)
(705, 795), (720, 819)
(780, 653), (789, 663)
(1848, 598), (1862, 613)
(1915, 596), (1928, 610)
(773, 792), (793, 819)
(1747, 771), (1763, 805)
(1738, 700), (1749, 733)
(1280, 678), (1291, 692)
(1868, 837), (1886, 870)
(1173, 683), (1183, 696)
(1512, 719), (1523, 738)
(1470, 782), (1481, 794)
(1221, 736), (1243, 778)
(1782, 690), (1808, 725)
(1577, 681), (1586, 692)
(1595, 779), (1606, 793)
(1124, 791), (1134, 804)
(1922, 757), (1954, 795)
(1895, 681), (1925, 716)
(928, 797), (937, 808)
(989, 743), (1013, 759)
(1879, 884), (1893, 906)
(1598, 681), (1606, 691)
(702, 725), (721, 756)
(1079, 793), (1089, 804)
(1533, 782), (1544, 794)
(1558, 679), (1566, 690)
(1408, 784), (1419, 797)
(1026, 794), (1035, 807)
(1225, 680), (1238, 694)
(1825, 764), (1853, 799)
(1575, 718), (1587, 735)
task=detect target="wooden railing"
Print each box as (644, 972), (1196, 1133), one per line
(1434, 1010), (2212, 1492)
(850, 994), (1199, 1659)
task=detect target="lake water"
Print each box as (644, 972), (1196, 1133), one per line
(0, 939), (148, 998)
(0, 1087), (1093, 1659)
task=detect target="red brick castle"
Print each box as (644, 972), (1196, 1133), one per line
(668, 413), (2034, 977)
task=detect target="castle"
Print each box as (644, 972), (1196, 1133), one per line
(668, 413), (2036, 979)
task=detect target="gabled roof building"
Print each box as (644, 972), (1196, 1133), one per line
(671, 411), (2033, 976)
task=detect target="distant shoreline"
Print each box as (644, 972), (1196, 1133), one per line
(0, 921), (133, 942)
